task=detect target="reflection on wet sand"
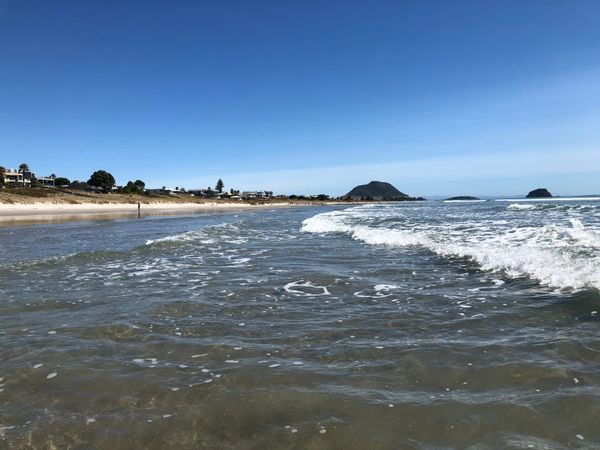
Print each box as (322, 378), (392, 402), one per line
(0, 205), (295, 226)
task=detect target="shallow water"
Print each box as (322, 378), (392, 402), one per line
(1, 202), (599, 449)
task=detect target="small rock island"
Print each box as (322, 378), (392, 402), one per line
(526, 188), (553, 198)
(344, 181), (424, 201)
(445, 196), (481, 201)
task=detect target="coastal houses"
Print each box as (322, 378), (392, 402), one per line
(1, 166), (285, 201)
(0, 167), (58, 189)
(37, 176), (56, 188)
(1, 168), (31, 188)
(241, 190), (273, 200)
(144, 188), (275, 200)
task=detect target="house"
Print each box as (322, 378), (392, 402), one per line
(187, 188), (221, 198)
(241, 190), (273, 199)
(188, 189), (213, 197)
(37, 176), (55, 188)
(241, 191), (257, 199)
(146, 188), (172, 195)
(2, 169), (31, 188)
(1, 168), (60, 189)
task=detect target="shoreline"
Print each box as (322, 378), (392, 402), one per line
(0, 202), (314, 225)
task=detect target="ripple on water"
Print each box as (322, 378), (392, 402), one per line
(1, 205), (600, 448)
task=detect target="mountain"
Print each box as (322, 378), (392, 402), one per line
(343, 181), (422, 201)
(526, 188), (553, 198)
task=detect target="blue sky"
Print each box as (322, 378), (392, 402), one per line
(1, 0), (599, 196)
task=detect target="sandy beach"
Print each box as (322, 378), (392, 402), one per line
(0, 200), (299, 224)
(0, 189), (358, 225)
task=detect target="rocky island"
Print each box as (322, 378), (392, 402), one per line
(344, 181), (424, 201)
(445, 196), (481, 201)
(526, 188), (553, 198)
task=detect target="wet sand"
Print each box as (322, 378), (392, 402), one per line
(0, 202), (296, 225)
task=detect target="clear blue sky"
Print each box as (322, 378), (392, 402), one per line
(1, 0), (599, 196)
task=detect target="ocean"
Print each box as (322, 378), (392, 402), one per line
(1, 200), (599, 449)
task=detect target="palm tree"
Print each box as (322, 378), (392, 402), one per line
(0, 166), (5, 187)
(18, 163), (30, 173)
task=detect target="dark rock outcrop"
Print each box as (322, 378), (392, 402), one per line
(343, 181), (421, 201)
(445, 196), (480, 201)
(526, 188), (552, 198)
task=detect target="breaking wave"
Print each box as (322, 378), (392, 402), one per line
(145, 222), (243, 246)
(0, 250), (126, 272)
(507, 203), (539, 211)
(507, 203), (600, 212)
(1, 222), (246, 271)
(302, 205), (600, 292)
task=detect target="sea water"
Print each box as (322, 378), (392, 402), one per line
(1, 200), (599, 449)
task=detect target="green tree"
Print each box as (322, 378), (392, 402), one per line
(215, 178), (224, 193)
(19, 163), (30, 173)
(30, 175), (42, 188)
(69, 180), (92, 191)
(0, 166), (5, 187)
(122, 181), (136, 194)
(88, 170), (116, 193)
(54, 177), (70, 186)
(121, 180), (145, 194)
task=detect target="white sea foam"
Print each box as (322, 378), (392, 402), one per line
(302, 204), (600, 292)
(283, 280), (331, 296)
(497, 197), (600, 202)
(443, 199), (486, 203)
(507, 203), (599, 212)
(507, 203), (538, 211)
(354, 284), (400, 298)
(374, 284), (400, 291)
(145, 223), (240, 245)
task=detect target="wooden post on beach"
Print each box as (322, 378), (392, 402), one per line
(137, 202), (141, 218)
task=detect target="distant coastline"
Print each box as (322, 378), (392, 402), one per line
(0, 189), (362, 225)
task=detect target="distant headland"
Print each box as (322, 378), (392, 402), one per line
(343, 181), (424, 201)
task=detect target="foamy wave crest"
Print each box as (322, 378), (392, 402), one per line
(302, 207), (600, 292)
(498, 197), (600, 202)
(506, 203), (600, 212)
(507, 203), (539, 211)
(0, 250), (123, 271)
(145, 223), (241, 246)
(283, 280), (330, 296)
